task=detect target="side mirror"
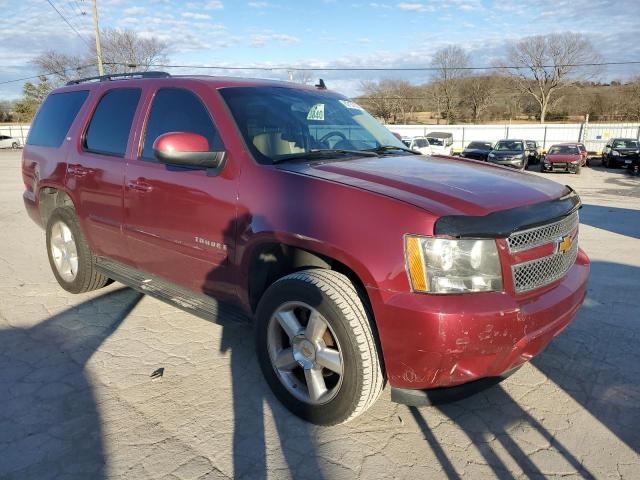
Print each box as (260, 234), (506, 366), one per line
(153, 132), (225, 168)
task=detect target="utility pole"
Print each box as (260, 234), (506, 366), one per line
(92, 0), (105, 76)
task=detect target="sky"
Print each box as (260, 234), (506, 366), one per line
(1, 0), (639, 99)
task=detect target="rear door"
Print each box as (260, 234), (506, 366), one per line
(66, 87), (142, 263)
(124, 85), (238, 300)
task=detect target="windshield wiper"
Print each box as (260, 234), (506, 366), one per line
(272, 149), (379, 164)
(365, 145), (420, 155)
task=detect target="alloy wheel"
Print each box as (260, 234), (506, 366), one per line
(267, 301), (344, 405)
(49, 220), (79, 282)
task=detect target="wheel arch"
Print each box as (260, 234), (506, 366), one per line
(38, 186), (77, 226)
(246, 241), (373, 313)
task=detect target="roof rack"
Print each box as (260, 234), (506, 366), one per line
(66, 71), (171, 85)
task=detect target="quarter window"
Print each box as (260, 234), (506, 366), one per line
(142, 88), (223, 161)
(27, 90), (89, 148)
(84, 88), (141, 157)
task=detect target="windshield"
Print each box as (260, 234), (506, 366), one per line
(219, 86), (406, 164)
(495, 140), (523, 151)
(427, 137), (444, 146)
(401, 139), (411, 147)
(613, 139), (639, 149)
(549, 146), (579, 155)
(467, 142), (492, 149)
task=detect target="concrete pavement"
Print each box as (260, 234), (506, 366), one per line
(1, 150), (638, 479)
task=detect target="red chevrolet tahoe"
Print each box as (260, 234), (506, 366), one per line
(22, 72), (589, 425)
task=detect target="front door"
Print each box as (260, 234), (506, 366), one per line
(124, 86), (238, 300)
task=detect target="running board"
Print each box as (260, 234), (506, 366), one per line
(95, 257), (249, 325)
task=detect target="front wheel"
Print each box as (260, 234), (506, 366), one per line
(256, 269), (384, 425)
(11, 142), (19, 149)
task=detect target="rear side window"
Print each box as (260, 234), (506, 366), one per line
(27, 90), (89, 147)
(84, 88), (141, 157)
(141, 88), (223, 160)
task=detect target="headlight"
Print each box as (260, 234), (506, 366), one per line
(405, 236), (503, 294)
(488, 153), (495, 158)
(612, 150), (620, 156)
(570, 159), (579, 164)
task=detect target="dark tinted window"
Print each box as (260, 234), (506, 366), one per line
(84, 88), (140, 156)
(467, 141), (492, 149)
(142, 88), (223, 160)
(27, 90), (88, 147)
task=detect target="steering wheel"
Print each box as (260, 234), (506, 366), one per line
(319, 131), (347, 146)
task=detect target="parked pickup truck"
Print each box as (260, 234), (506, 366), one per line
(22, 72), (589, 425)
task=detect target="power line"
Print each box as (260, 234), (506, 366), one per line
(44, 0), (92, 48)
(0, 64), (96, 86)
(2, 59), (639, 87)
(135, 60), (640, 72)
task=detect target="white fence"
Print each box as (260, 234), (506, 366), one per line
(0, 125), (30, 146)
(388, 122), (640, 153)
(3, 122), (640, 153)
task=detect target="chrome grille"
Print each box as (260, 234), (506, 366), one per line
(511, 237), (579, 293)
(507, 212), (579, 253)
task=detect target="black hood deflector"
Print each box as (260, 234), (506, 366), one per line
(434, 186), (581, 238)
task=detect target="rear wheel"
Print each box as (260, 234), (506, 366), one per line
(46, 207), (110, 293)
(256, 269), (384, 425)
(11, 142), (18, 149)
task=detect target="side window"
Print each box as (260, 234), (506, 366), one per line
(27, 90), (89, 148)
(142, 88), (223, 161)
(84, 88), (141, 157)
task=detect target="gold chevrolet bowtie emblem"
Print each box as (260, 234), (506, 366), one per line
(556, 234), (573, 254)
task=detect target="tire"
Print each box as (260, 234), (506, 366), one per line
(574, 164), (581, 175)
(603, 155), (608, 167)
(46, 206), (110, 294)
(11, 142), (18, 149)
(255, 269), (384, 425)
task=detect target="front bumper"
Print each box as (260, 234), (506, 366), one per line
(488, 157), (525, 168)
(368, 249), (589, 392)
(542, 162), (580, 173)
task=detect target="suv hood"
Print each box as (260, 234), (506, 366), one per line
(547, 154), (581, 163)
(279, 155), (568, 217)
(490, 150), (524, 158)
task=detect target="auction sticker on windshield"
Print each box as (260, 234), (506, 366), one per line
(339, 99), (364, 111)
(307, 103), (325, 121)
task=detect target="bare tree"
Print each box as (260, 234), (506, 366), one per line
(96, 28), (168, 73)
(32, 29), (169, 83)
(358, 79), (420, 123)
(292, 71), (313, 85)
(501, 33), (601, 123)
(430, 45), (470, 124)
(31, 51), (93, 85)
(459, 75), (498, 121)
(625, 77), (640, 121)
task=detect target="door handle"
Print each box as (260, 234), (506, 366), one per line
(68, 164), (93, 177)
(128, 178), (153, 193)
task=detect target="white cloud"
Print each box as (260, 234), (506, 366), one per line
(123, 6), (146, 15)
(205, 0), (224, 9)
(397, 2), (432, 12)
(181, 12), (212, 20)
(248, 1), (269, 7)
(250, 33), (300, 47)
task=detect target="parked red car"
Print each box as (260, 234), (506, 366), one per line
(541, 143), (587, 174)
(22, 72), (589, 425)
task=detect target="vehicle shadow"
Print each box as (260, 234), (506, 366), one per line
(532, 261), (640, 452)
(580, 204), (640, 239)
(410, 381), (597, 479)
(203, 213), (325, 479)
(0, 287), (143, 479)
